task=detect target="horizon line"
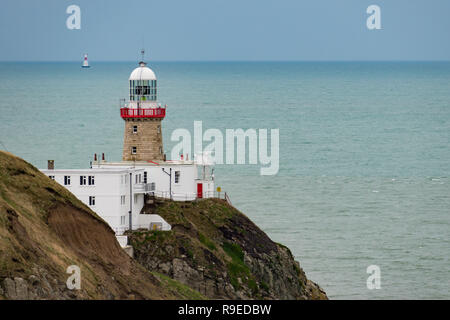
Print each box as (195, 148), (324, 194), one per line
(1, 59), (450, 63)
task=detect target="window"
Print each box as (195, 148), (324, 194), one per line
(133, 125), (138, 133)
(88, 176), (95, 185)
(159, 146), (162, 154)
(175, 171), (180, 184)
(89, 196), (95, 206)
(80, 176), (87, 185)
(64, 175), (71, 185)
(49, 175), (55, 180)
(132, 146), (137, 154)
(134, 194), (138, 204)
(157, 125), (161, 134)
(143, 171), (147, 184)
(129, 79), (156, 101)
(121, 216), (126, 225)
(135, 85), (150, 96)
(135, 174), (142, 184)
(120, 195), (126, 205)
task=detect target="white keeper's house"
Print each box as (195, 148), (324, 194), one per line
(40, 58), (215, 246)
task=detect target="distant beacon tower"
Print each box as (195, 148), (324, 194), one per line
(120, 55), (165, 161)
(82, 54), (90, 68)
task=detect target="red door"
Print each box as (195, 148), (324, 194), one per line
(197, 183), (203, 199)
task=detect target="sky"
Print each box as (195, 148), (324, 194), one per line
(0, 0), (449, 61)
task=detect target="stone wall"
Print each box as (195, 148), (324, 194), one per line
(122, 118), (164, 161)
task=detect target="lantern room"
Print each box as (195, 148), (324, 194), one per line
(128, 61), (158, 107)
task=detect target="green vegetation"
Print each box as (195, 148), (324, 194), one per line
(222, 242), (245, 263)
(260, 281), (269, 291)
(152, 272), (206, 300)
(222, 241), (258, 294)
(198, 232), (216, 251)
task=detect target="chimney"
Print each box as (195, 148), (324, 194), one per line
(47, 160), (54, 170)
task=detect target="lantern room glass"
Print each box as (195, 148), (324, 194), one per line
(129, 79), (157, 101)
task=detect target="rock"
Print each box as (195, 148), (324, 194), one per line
(159, 262), (171, 274)
(128, 199), (328, 300)
(14, 277), (29, 300)
(28, 275), (40, 286)
(28, 288), (38, 300)
(3, 278), (16, 299)
(165, 245), (174, 255)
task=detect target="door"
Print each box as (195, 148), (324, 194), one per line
(197, 183), (203, 199)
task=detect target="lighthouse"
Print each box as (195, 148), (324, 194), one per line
(82, 54), (90, 68)
(121, 59), (165, 161)
(40, 53), (216, 238)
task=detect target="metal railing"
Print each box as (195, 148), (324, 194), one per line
(148, 190), (231, 202)
(120, 107), (166, 119)
(134, 183), (156, 193)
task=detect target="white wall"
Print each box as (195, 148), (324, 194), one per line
(144, 164), (198, 200)
(40, 168), (146, 235)
(94, 162), (211, 201)
(137, 214), (171, 231)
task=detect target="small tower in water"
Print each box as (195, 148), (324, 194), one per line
(82, 54), (90, 68)
(121, 52), (165, 161)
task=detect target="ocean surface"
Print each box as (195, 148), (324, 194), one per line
(0, 61), (449, 299)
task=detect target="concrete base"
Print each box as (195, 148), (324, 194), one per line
(123, 245), (134, 258)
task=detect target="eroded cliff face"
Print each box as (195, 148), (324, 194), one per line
(128, 199), (327, 300)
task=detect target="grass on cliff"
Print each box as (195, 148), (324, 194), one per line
(222, 241), (257, 293)
(198, 232), (216, 251)
(152, 272), (206, 300)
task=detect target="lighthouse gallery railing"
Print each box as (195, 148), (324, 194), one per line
(120, 107), (166, 119)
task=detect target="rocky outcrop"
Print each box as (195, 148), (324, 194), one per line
(128, 199), (327, 300)
(1, 269), (72, 300)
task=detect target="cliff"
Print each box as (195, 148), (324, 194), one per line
(0, 151), (201, 299)
(128, 198), (327, 300)
(0, 150), (326, 300)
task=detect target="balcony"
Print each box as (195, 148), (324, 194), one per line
(134, 183), (156, 194)
(120, 107), (166, 119)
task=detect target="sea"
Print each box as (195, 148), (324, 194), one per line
(0, 61), (449, 299)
